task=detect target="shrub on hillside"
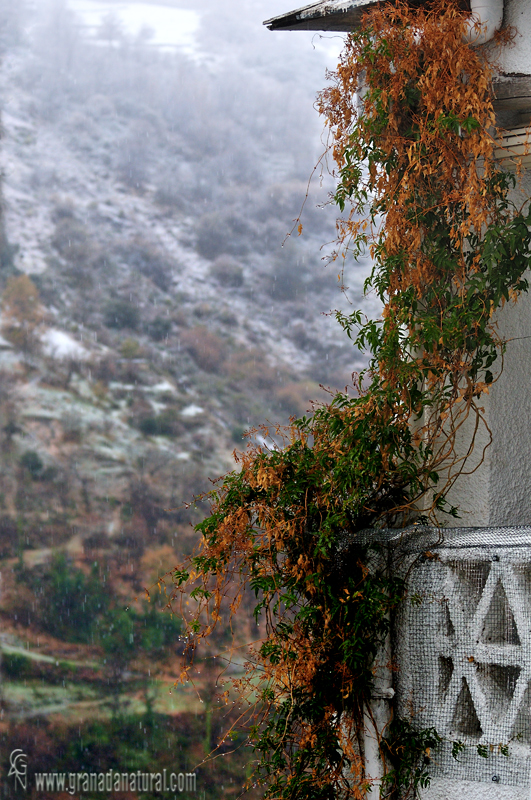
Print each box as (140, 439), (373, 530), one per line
(0, 516), (17, 558)
(264, 239), (321, 302)
(180, 327), (226, 373)
(61, 411), (83, 442)
(50, 196), (76, 223)
(92, 356), (118, 384)
(137, 408), (183, 438)
(265, 269), (303, 301)
(52, 217), (93, 264)
(145, 316), (172, 341)
(1, 274), (43, 350)
(13, 553), (182, 652)
(209, 255), (244, 288)
(275, 381), (320, 418)
(117, 238), (174, 292)
(115, 123), (155, 191)
(22, 554), (110, 643)
(104, 299), (140, 330)
(154, 180), (187, 211)
(195, 211), (250, 260)
(20, 450), (58, 482)
(224, 348), (278, 391)
(120, 338), (141, 359)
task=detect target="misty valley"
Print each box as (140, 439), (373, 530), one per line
(0, 1), (367, 796)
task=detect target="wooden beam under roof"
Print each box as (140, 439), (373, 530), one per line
(493, 75), (531, 129)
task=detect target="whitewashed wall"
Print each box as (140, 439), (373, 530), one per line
(485, 0), (531, 74)
(436, 0), (531, 529)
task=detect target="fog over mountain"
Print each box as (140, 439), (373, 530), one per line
(0, 1), (373, 794)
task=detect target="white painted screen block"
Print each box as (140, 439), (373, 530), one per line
(419, 777), (527, 799)
(389, 527), (531, 798)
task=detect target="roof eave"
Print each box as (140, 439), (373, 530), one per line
(263, 0), (381, 32)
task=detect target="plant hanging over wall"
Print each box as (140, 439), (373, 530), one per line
(170, 2), (531, 797)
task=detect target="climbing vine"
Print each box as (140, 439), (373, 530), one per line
(170, 2), (531, 798)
